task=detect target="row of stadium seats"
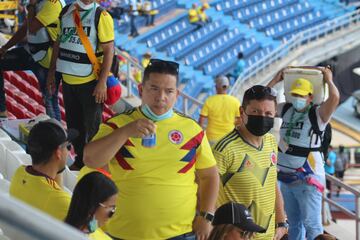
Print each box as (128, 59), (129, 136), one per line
(116, 0), (178, 36)
(119, 0), (354, 119)
(0, 129), (77, 194)
(3, 71), (115, 123)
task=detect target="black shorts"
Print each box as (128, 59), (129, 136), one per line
(335, 171), (345, 179)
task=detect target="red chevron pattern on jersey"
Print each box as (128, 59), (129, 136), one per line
(178, 131), (205, 173)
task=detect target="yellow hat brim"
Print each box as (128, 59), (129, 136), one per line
(290, 89), (310, 96)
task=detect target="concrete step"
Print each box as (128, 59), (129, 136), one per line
(324, 219), (356, 240)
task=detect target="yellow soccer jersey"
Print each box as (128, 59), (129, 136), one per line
(89, 228), (112, 240)
(213, 130), (278, 240)
(91, 107), (216, 240)
(200, 94), (240, 142)
(9, 166), (71, 221)
(36, 0), (63, 68)
(61, 10), (114, 85)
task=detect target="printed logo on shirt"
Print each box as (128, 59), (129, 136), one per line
(280, 121), (304, 130)
(168, 130), (183, 145)
(270, 151), (277, 165)
(244, 159), (254, 169)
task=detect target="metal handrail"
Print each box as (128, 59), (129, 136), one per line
(230, 8), (360, 96)
(323, 174), (360, 239)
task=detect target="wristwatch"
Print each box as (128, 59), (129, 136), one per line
(276, 221), (289, 230)
(197, 211), (214, 222)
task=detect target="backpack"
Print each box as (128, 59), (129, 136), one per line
(281, 103), (332, 160)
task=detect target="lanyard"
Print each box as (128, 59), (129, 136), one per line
(285, 105), (310, 144)
(59, 3), (95, 43)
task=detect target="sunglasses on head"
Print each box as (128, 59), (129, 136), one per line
(147, 58), (179, 73)
(247, 85), (277, 98)
(99, 203), (116, 218)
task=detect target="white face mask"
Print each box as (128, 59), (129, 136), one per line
(76, 0), (93, 10)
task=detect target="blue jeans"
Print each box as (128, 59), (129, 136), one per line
(32, 64), (61, 120)
(280, 182), (323, 240)
(168, 232), (195, 240)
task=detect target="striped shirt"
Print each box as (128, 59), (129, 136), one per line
(213, 129), (278, 240)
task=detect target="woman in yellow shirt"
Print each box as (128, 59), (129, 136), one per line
(65, 172), (118, 240)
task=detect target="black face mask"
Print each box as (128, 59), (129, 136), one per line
(245, 115), (274, 136)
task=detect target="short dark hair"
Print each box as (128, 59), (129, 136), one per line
(27, 120), (78, 165)
(143, 58), (179, 85)
(238, 52), (244, 59)
(64, 172), (118, 229)
(242, 85), (277, 109)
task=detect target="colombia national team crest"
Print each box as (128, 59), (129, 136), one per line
(270, 151), (277, 165)
(168, 130), (183, 145)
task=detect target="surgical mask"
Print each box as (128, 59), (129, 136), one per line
(141, 104), (173, 121)
(76, 0), (94, 10)
(291, 96), (307, 111)
(87, 216), (98, 233)
(245, 114), (274, 136)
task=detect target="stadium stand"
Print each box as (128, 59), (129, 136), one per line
(115, 0), (355, 119)
(2, 71), (115, 123)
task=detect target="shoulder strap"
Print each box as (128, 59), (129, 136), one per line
(59, 3), (72, 20)
(281, 103), (292, 118)
(95, 6), (103, 33)
(73, 5), (101, 78)
(309, 104), (321, 135)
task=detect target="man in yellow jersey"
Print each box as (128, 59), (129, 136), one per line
(197, 2), (210, 23)
(10, 119), (78, 220)
(213, 85), (287, 240)
(0, 0), (65, 119)
(199, 75), (240, 146)
(188, 3), (203, 29)
(84, 59), (219, 240)
(47, 0), (114, 170)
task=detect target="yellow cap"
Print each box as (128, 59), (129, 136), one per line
(203, 2), (210, 9)
(290, 78), (313, 96)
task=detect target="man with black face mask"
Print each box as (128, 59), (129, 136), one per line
(213, 85), (287, 240)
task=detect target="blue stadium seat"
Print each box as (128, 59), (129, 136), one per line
(183, 28), (244, 68)
(166, 20), (227, 59)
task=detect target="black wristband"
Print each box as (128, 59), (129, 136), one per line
(197, 211), (214, 222)
(276, 221), (289, 229)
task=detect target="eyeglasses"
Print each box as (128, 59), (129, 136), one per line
(99, 203), (116, 218)
(247, 85), (277, 97)
(60, 142), (72, 151)
(147, 58), (179, 73)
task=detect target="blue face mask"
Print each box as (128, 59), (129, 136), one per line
(141, 104), (173, 121)
(87, 216), (98, 233)
(291, 96), (308, 111)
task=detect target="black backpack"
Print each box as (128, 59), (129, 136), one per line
(281, 103), (332, 160)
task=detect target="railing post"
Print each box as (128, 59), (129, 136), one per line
(357, 196), (360, 240)
(183, 97), (188, 116)
(126, 62), (132, 97)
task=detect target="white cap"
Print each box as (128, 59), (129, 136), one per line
(215, 75), (230, 88)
